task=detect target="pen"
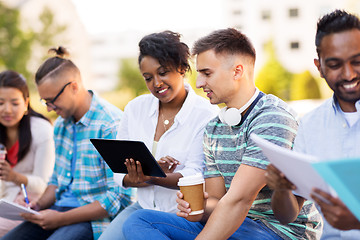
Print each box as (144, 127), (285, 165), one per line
(20, 183), (29, 205)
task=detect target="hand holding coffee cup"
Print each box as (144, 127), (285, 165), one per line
(177, 173), (205, 222)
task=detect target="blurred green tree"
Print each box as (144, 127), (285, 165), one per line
(0, 3), (66, 90)
(290, 70), (321, 100)
(255, 41), (293, 101)
(28, 7), (66, 90)
(0, 2), (34, 79)
(36, 7), (67, 48)
(118, 58), (148, 96)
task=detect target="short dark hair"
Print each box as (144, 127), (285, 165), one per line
(316, 10), (360, 56)
(138, 31), (190, 73)
(0, 70), (49, 162)
(35, 46), (79, 84)
(192, 28), (256, 62)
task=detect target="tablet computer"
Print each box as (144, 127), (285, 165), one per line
(90, 139), (166, 178)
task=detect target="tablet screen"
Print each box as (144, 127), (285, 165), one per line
(90, 139), (166, 178)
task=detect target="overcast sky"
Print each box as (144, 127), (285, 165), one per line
(72, 0), (226, 34)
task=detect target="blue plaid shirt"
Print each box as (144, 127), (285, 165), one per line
(49, 92), (132, 239)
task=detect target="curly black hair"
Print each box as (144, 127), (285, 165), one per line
(316, 10), (360, 56)
(138, 31), (190, 73)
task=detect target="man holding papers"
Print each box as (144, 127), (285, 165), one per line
(267, 10), (360, 239)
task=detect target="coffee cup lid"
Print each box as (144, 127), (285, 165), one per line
(178, 173), (204, 186)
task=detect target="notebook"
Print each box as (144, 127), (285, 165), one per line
(313, 159), (360, 221)
(0, 199), (39, 220)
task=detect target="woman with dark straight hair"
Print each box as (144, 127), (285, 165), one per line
(0, 70), (55, 237)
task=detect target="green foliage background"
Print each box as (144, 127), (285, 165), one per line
(0, 3), (66, 83)
(290, 71), (321, 100)
(0, 3), (67, 121)
(256, 41), (322, 101)
(0, 3), (33, 79)
(117, 58), (148, 96)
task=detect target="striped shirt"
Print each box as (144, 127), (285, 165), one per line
(49, 92), (133, 239)
(204, 94), (322, 239)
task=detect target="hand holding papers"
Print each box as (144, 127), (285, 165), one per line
(0, 199), (39, 221)
(312, 158), (360, 222)
(251, 133), (360, 221)
(250, 133), (332, 201)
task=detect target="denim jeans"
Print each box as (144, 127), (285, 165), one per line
(99, 201), (142, 240)
(122, 209), (283, 240)
(0, 206), (93, 240)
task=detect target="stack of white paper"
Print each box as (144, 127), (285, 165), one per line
(0, 199), (39, 221)
(250, 133), (360, 221)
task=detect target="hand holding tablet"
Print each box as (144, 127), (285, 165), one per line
(90, 139), (166, 178)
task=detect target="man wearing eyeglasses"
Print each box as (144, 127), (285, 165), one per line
(39, 81), (73, 111)
(1, 48), (133, 240)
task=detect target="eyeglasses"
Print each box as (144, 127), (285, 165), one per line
(40, 82), (73, 109)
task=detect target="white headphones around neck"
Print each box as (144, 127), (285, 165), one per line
(219, 88), (260, 126)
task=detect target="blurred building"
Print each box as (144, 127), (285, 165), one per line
(1, 0), (92, 88)
(90, 30), (141, 92)
(224, 0), (360, 74)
